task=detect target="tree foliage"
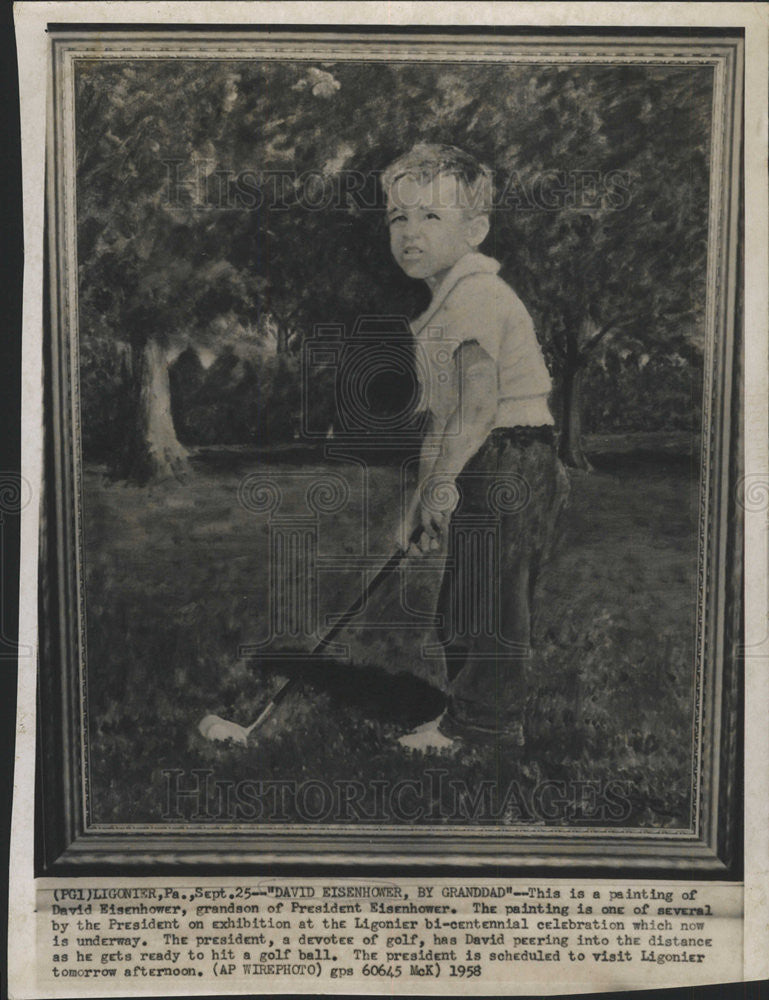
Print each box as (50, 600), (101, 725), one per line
(75, 58), (712, 469)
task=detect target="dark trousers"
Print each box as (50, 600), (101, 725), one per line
(436, 426), (568, 737)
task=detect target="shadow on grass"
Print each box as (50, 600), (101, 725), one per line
(256, 657), (446, 729)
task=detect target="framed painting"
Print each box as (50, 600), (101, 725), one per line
(38, 26), (743, 872)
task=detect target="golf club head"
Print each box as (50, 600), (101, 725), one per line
(198, 713), (250, 746)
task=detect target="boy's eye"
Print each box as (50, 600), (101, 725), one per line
(425, 212), (441, 220)
(389, 214), (407, 225)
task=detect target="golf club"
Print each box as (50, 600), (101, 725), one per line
(198, 524), (426, 745)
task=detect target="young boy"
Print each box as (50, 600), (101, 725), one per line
(383, 143), (567, 751)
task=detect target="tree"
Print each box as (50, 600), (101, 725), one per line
(76, 62), (266, 479)
(251, 61), (711, 468)
(76, 60), (414, 477)
(75, 59), (711, 477)
(488, 66), (711, 467)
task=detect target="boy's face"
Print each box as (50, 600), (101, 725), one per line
(387, 173), (488, 285)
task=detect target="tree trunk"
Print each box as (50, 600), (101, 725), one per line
(559, 361), (593, 471)
(128, 339), (189, 482)
(275, 318), (291, 354)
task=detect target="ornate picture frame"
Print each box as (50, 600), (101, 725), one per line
(39, 27), (743, 873)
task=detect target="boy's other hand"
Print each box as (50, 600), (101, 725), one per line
(398, 474), (458, 558)
(408, 503), (451, 558)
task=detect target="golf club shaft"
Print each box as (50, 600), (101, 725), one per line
(313, 546), (409, 651)
(250, 529), (421, 733)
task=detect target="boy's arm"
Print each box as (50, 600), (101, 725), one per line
(397, 410), (444, 550)
(409, 340), (498, 554)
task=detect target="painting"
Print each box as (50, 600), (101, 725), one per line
(39, 28), (743, 870)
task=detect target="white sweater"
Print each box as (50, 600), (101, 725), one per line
(411, 252), (554, 429)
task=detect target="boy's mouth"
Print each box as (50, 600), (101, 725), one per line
(401, 247), (423, 258)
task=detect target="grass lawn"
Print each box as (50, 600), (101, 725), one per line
(82, 436), (699, 829)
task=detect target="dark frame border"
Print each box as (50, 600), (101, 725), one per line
(37, 27), (744, 875)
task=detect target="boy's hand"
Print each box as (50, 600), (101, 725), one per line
(407, 476), (459, 558)
(408, 504), (449, 557)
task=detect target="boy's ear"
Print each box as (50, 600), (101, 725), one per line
(466, 213), (490, 248)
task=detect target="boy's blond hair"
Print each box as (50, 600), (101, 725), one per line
(381, 142), (493, 217)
